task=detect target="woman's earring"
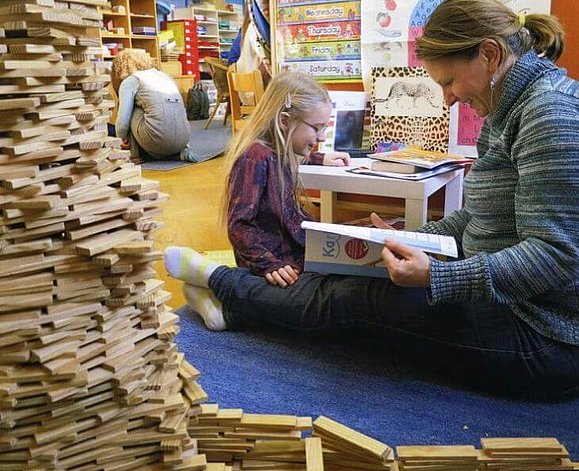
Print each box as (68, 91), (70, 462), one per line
(490, 75), (496, 91)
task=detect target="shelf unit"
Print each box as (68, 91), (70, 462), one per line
(173, 6), (240, 76)
(217, 9), (240, 61)
(99, 0), (160, 64)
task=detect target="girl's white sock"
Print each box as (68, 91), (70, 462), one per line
(164, 246), (219, 288)
(182, 284), (227, 331)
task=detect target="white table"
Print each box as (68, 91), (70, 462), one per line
(299, 158), (464, 230)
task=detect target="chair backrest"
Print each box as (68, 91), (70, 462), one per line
(226, 69), (265, 133)
(205, 57), (230, 101)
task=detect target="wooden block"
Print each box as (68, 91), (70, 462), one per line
(314, 416), (392, 463)
(113, 240), (154, 254)
(305, 437), (324, 471)
(170, 454), (207, 470)
(397, 446), (478, 461)
(0, 97), (41, 110)
(240, 414), (298, 430)
(75, 228), (143, 256)
(199, 404), (220, 416)
(481, 437), (564, 453)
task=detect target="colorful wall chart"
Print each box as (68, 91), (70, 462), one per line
(275, 0), (363, 81)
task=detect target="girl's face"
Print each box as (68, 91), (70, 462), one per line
(291, 102), (332, 157)
(423, 53), (493, 117)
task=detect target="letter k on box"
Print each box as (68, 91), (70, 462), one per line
(304, 230), (389, 278)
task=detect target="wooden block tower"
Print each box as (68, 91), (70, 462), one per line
(0, 1), (207, 469)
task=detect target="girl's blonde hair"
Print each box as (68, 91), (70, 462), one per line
(415, 0), (564, 64)
(220, 71), (330, 227)
(111, 49), (156, 92)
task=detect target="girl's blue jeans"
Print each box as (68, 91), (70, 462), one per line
(209, 267), (579, 398)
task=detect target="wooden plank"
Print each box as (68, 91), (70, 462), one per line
(397, 445), (478, 461)
(305, 437), (324, 471)
(313, 416), (392, 463)
(481, 437), (564, 453)
(0, 97), (41, 110)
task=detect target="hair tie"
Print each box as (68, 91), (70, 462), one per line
(284, 94), (292, 109)
(518, 13), (526, 28)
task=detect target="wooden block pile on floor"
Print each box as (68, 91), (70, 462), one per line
(187, 411), (578, 470)
(1, 2), (578, 471)
(478, 437), (575, 470)
(0, 1), (208, 469)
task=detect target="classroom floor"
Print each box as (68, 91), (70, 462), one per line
(145, 158), (231, 309)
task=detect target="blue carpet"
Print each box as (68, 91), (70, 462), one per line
(141, 119), (231, 170)
(175, 305), (579, 458)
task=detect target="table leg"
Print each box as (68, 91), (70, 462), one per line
(320, 191), (338, 223)
(404, 198), (428, 230)
(444, 172), (464, 216)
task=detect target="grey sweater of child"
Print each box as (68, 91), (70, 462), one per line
(422, 52), (579, 346)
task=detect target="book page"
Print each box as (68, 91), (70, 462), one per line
(303, 221), (458, 257)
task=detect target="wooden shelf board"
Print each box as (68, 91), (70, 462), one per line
(102, 34), (131, 39)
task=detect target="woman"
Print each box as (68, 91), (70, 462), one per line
(164, 0), (579, 397)
(111, 49), (193, 161)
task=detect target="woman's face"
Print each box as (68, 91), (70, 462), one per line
(423, 53), (493, 117)
(291, 102), (332, 157)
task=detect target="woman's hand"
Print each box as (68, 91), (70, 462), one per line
(370, 212), (396, 230)
(323, 152), (351, 167)
(265, 265), (300, 288)
(381, 239), (431, 287)
(120, 138), (130, 150)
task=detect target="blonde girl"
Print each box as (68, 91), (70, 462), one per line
(165, 72), (350, 294)
(220, 71), (350, 286)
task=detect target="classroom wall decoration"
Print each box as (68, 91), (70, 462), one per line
(274, 0), (552, 153)
(274, 0), (363, 81)
(360, 0), (551, 156)
(360, 0), (441, 90)
(370, 67), (450, 152)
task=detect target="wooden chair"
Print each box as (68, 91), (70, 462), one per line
(204, 57), (231, 130)
(226, 69), (265, 133)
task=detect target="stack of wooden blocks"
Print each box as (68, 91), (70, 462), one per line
(478, 437), (574, 470)
(188, 404), (312, 464)
(186, 410), (397, 470)
(397, 445), (479, 471)
(313, 416), (395, 470)
(0, 0), (208, 469)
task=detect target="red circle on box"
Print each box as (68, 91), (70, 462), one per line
(345, 239), (369, 260)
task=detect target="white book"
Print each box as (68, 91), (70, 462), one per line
(302, 221), (458, 258)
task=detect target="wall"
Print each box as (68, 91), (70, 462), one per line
(551, 0), (579, 79)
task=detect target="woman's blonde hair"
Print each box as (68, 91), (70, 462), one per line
(220, 71), (330, 227)
(415, 0), (564, 64)
(111, 49), (156, 92)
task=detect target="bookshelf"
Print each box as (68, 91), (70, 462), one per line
(217, 9), (240, 61)
(173, 6), (241, 76)
(100, 0), (160, 63)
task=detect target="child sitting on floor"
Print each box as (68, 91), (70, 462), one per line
(165, 72), (351, 327)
